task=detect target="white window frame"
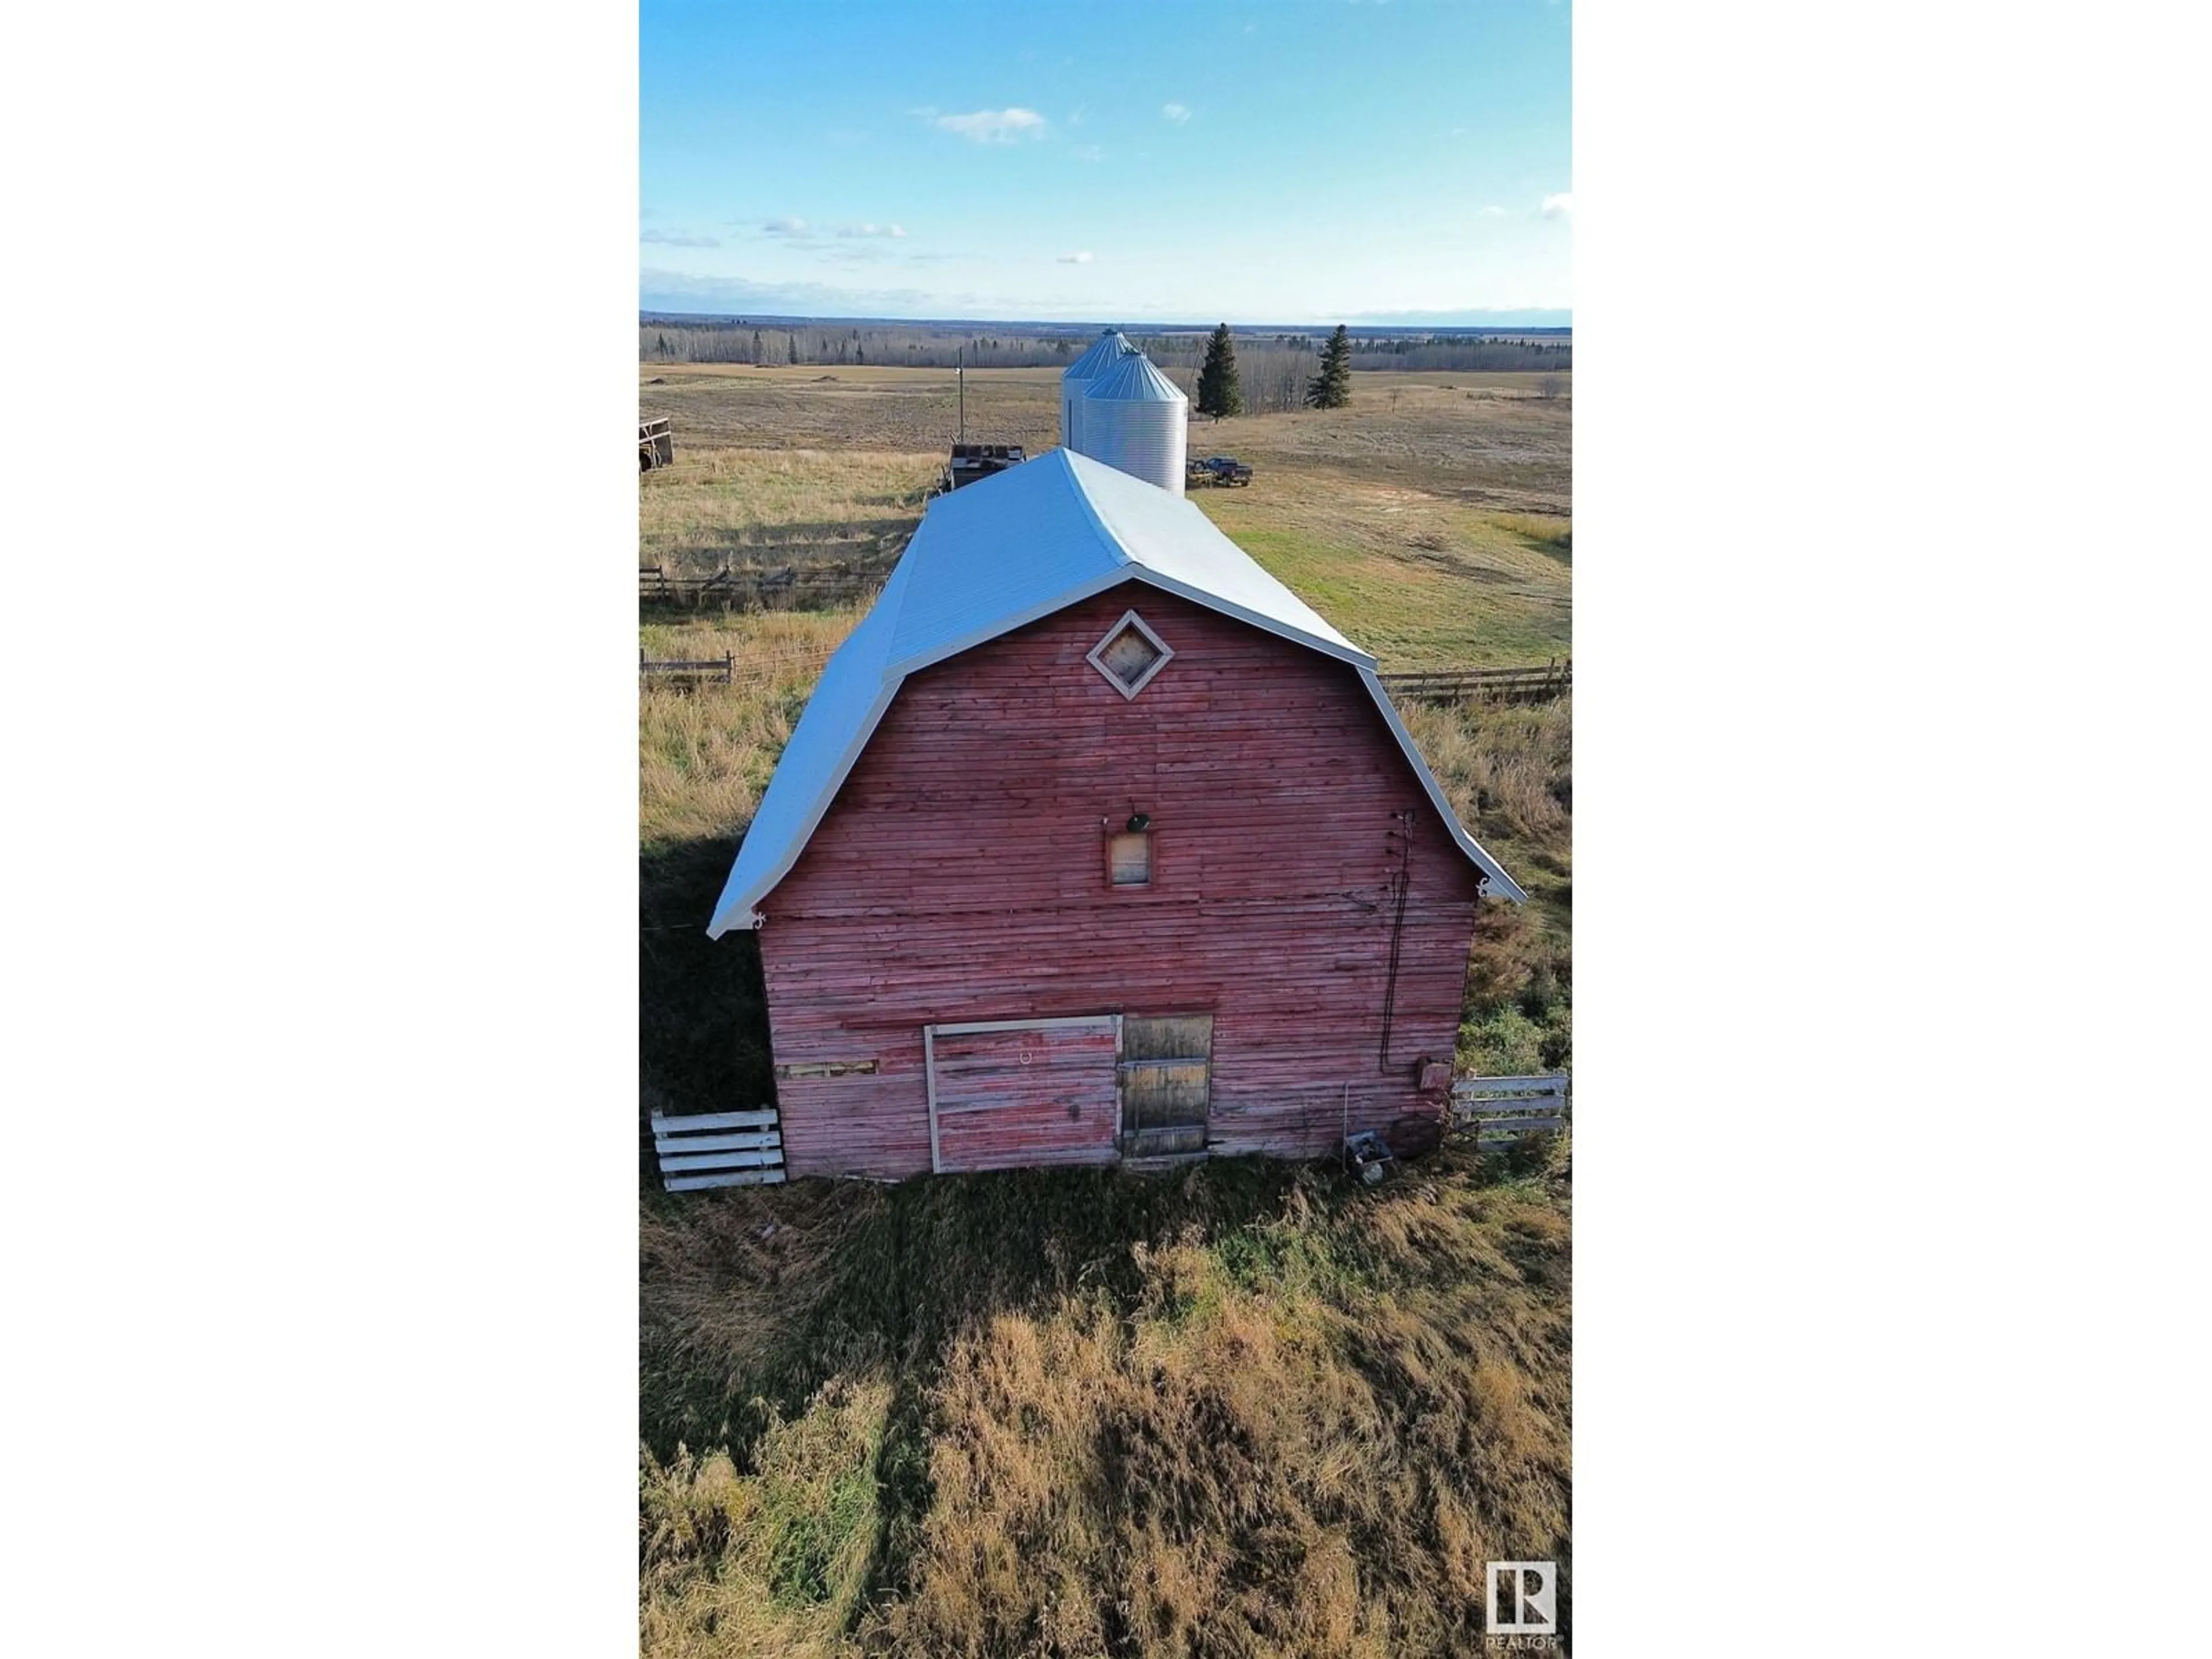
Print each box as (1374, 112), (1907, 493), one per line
(1085, 608), (1175, 700)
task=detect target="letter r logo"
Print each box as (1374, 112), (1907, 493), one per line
(1487, 1560), (1558, 1635)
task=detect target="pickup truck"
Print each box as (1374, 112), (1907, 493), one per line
(1185, 454), (1253, 488)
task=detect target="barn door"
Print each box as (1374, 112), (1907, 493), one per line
(926, 1017), (1121, 1174)
(1118, 1014), (1213, 1158)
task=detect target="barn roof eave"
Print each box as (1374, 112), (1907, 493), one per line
(1355, 668), (1531, 904)
(704, 677), (903, 940)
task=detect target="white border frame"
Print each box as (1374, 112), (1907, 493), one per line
(1084, 608), (1175, 700)
(924, 1014), (1123, 1174)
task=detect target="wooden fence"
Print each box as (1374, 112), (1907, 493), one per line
(1449, 1074), (1570, 1149)
(639, 556), (900, 612)
(639, 649), (733, 685)
(651, 1108), (787, 1191)
(1378, 660), (1571, 704)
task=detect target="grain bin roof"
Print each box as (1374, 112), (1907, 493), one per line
(707, 449), (1525, 935)
(1081, 351), (1187, 404)
(1062, 328), (1135, 382)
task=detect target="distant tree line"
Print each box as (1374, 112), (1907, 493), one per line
(1136, 329), (1568, 377)
(641, 320), (1569, 377)
(641, 322), (1091, 369)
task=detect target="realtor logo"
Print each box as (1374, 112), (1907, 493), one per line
(1487, 1561), (1558, 1639)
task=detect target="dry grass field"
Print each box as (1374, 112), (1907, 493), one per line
(641, 1143), (1571, 1658)
(639, 359), (1571, 1656)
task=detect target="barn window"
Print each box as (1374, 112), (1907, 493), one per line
(1108, 831), (1152, 886)
(1086, 609), (1173, 699)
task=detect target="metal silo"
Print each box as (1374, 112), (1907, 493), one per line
(1060, 328), (1132, 451)
(1074, 351), (1188, 494)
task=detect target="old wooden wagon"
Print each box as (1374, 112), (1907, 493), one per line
(707, 448), (1524, 1179)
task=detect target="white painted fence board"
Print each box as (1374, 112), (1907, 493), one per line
(653, 1130), (782, 1156)
(653, 1105), (789, 1191)
(651, 1109), (779, 1131)
(665, 1168), (788, 1191)
(660, 1148), (785, 1173)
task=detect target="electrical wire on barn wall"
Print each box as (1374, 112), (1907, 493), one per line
(1377, 809), (1416, 1070)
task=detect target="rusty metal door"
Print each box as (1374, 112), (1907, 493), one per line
(925, 1017), (1121, 1174)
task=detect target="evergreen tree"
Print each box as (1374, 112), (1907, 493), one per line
(1195, 322), (1245, 420)
(786, 333), (799, 365)
(1305, 324), (1353, 409)
(752, 328), (764, 362)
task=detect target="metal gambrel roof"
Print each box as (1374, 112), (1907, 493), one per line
(706, 449), (1526, 936)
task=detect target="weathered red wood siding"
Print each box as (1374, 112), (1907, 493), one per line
(929, 1023), (1121, 1172)
(755, 582), (1485, 1179)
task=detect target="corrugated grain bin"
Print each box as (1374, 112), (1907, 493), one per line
(1060, 329), (1134, 451)
(1075, 351), (1188, 495)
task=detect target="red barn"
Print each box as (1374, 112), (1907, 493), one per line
(707, 449), (1525, 1179)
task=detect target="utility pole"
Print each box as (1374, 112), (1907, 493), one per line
(957, 346), (965, 445)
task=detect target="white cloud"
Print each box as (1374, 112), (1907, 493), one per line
(1480, 205), (1506, 217)
(1073, 143), (1104, 162)
(641, 229), (720, 248)
(1057, 251), (1094, 264)
(835, 222), (906, 238)
(932, 107), (1047, 143)
(1161, 102), (1191, 124)
(1541, 192), (1573, 219)
(762, 217), (809, 235)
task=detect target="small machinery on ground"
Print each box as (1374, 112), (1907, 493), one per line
(639, 416), (675, 472)
(935, 443), (1027, 495)
(1343, 1130), (1395, 1185)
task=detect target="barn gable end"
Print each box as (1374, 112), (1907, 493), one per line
(707, 448), (1523, 941)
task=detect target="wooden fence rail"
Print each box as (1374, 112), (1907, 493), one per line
(1378, 660), (1571, 704)
(639, 649), (735, 684)
(652, 1108), (787, 1190)
(1449, 1073), (1570, 1149)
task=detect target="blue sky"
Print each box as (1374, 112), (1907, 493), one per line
(641, 0), (1570, 325)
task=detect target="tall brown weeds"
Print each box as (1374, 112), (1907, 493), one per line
(641, 1160), (1571, 1657)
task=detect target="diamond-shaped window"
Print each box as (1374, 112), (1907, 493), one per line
(1086, 610), (1173, 699)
